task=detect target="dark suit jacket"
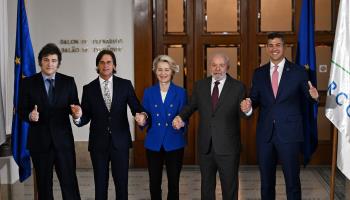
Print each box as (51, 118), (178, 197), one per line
(77, 75), (144, 152)
(179, 74), (245, 155)
(250, 59), (315, 143)
(19, 72), (79, 152)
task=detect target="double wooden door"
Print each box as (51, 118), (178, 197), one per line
(133, 0), (338, 167)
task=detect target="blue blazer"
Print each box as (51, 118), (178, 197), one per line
(142, 82), (187, 151)
(250, 59), (316, 143)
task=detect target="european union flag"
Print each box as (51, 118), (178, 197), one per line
(11, 0), (36, 182)
(295, 0), (318, 165)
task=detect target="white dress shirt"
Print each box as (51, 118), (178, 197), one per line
(211, 76), (226, 97)
(245, 58), (286, 116)
(269, 58), (285, 85)
(99, 76), (113, 99)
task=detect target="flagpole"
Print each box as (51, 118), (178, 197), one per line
(330, 125), (338, 200)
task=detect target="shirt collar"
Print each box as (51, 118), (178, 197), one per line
(270, 58), (286, 69)
(99, 76), (113, 84)
(41, 73), (56, 81)
(211, 74), (227, 85)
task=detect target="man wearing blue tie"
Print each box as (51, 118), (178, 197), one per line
(19, 43), (81, 200)
(240, 32), (319, 199)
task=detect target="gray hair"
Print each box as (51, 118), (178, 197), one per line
(152, 55), (180, 73)
(209, 53), (230, 67)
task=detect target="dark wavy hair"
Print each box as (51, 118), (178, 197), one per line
(267, 32), (285, 44)
(38, 43), (62, 67)
(95, 50), (117, 74)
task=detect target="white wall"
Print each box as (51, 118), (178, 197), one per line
(7, 0), (135, 141)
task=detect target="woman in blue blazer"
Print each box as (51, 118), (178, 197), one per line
(142, 55), (187, 200)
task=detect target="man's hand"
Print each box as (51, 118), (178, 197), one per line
(30, 105), (39, 122)
(135, 112), (146, 126)
(70, 104), (82, 119)
(308, 81), (319, 100)
(240, 98), (252, 113)
(172, 116), (184, 130)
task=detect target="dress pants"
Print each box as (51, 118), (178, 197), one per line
(199, 143), (240, 200)
(257, 129), (302, 200)
(146, 147), (184, 200)
(90, 140), (130, 200)
(30, 146), (81, 200)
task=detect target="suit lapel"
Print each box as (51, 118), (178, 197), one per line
(263, 63), (275, 99)
(163, 83), (177, 119)
(163, 82), (176, 106)
(151, 84), (166, 122)
(214, 75), (231, 112)
(276, 60), (291, 100)
(110, 76), (118, 112)
(93, 77), (109, 112)
(205, 77), (212, 108)
(34, 73), (51, 106)
(52, 73), (62, 105)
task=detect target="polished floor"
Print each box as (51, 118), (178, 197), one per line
(6, 166), (347, 200)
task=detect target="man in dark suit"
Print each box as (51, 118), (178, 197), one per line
(74, 50), (147, 200)
(19, 43), (81, 200)
(173, 53), (246, 200)
(240, 32), (319, 199)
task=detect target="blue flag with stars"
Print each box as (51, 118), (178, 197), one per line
(11, 0), (36, 182)
(295, 0), (318, 165)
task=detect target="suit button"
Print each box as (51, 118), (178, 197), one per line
(158, 123), (161, 126)
(156, 113), (159, 117)
(108, 117), (112, 121)
(165, 123), (168, 127)
(168, 113), (171, 116)
(170, 104), (173, 107)
(154, 104), (158, 108)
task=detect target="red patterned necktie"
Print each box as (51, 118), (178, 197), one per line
(272, 65), (279, 97)
(211, 81), (220, 110)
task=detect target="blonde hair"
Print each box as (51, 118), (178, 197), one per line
(152, 55), (180, 73)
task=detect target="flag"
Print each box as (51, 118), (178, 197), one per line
(325, 0), (350, 180)
(11, 0), (36, 182)
(295, 0), (318, 165)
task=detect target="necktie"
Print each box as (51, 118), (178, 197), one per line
(103, 80), (112, 111)
(47, 79), (54, 104)
(272, 65), (279, 97)
(211, 81), (220, 111)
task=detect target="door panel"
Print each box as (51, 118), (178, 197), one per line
(133, 0), (338, 167)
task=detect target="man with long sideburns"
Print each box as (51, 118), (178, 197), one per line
(74, 50), (147, 200)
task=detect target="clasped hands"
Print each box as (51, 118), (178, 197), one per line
(172, 116), (185, 130)
(135, 113), (147, 126)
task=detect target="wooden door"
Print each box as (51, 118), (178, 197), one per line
(133, 0), (338, 167)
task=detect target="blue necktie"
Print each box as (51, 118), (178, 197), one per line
(47, 79), (54, 104)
